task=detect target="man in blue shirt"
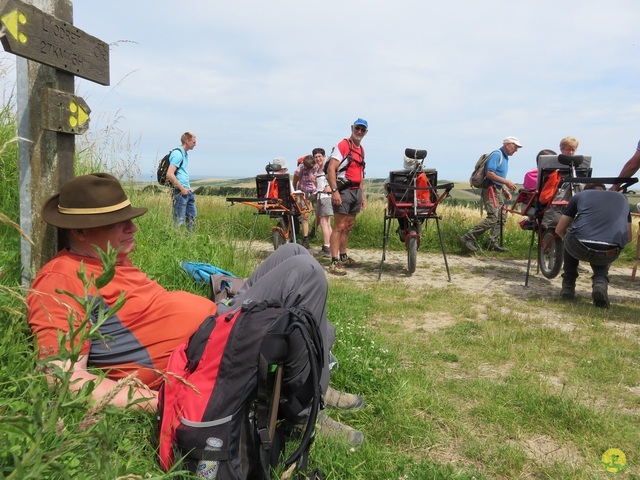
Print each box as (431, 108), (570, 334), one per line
(461, 136), (522, 252)
(166, 132), (197, 232)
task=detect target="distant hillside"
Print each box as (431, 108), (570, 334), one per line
(156, 176), (640, 211)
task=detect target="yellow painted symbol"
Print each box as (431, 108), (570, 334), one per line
(1, 10), (28, 44)
(69, 101), (89, 128)
(601, 448), (627, 473)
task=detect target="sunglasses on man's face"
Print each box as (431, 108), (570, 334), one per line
(354, 126), (367, 132)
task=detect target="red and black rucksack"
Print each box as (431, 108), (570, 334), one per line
(158, 300), (324, 479)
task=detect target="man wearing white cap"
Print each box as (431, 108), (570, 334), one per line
(461, 136), (522, 252)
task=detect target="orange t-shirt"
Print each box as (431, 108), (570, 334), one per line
(27, 250), (217, 389)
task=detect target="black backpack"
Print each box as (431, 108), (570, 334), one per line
(158, 300), (324, 479)
(157, 148), (182, 186)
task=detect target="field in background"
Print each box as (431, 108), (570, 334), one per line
(187, 177), (640, 211)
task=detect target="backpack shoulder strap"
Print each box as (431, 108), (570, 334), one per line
(484, 150), (503, 172)
(170, 148), (184, 170)
(337, 138), (365, 173)
(255, 307), (323, 478)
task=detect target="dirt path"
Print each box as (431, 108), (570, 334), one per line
(251, 240), (640, 329)
(251, 240), (639, 301)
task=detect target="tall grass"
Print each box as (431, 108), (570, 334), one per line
(2, 100), (639, 478)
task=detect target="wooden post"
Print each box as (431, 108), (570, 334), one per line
(17, 0), (74, 285)
(2, 0), (109, 284)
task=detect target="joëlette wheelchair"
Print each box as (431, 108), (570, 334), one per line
(226, 163), (310, 250)
(379, 148), (454, 279)
(502, 154), (637, 286)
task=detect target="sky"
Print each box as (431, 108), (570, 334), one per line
(2, 0), (640, 183)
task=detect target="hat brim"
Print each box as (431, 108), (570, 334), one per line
(42, 194), (148, 229)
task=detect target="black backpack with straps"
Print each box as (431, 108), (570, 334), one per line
(157, 148), (183, 186)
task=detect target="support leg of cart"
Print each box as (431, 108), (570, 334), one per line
(435, 216), (452, 282)
(378, 214), (392, 280)
(523, 223), (537, 287)
(249, 211), (261, 247)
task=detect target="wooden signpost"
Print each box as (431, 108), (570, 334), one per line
(0, 0), (109, 284)
(0, 0), (109, 85)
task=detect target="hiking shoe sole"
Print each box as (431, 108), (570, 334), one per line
(460, 235), (477, 252)
(328, 263), (347, 276)
(317, 411), (364, 447)
(592, 288), (609, 308)
(325, 387), (365, 411)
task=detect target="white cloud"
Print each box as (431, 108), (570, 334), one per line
(3, 0), (639, 182)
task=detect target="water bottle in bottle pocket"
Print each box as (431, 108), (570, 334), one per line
(196, 437), (223, 479)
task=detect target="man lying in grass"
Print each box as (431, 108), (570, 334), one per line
(26, 173), (364, 446)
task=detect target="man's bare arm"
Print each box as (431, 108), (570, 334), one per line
(49, 355), (158, 412)
(611, 150), (640, 191)
(555, 215), (572, 239)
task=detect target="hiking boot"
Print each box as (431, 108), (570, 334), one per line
(320, 245), (331, 258)
(324, 387), (365, 411)
(460, 234), (477, 252)
(560, 286), (575, 300)
(328, 262), (347, 276)
(560, 284), (575, 300)
(487, 243), (508, 252)
(317, 411), (364, 447)
(592, 280), (609, 308)
(302, 237), (310, 249)
(341, 257), (357, 268)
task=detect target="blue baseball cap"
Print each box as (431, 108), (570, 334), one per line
(353, 118), (368, 129)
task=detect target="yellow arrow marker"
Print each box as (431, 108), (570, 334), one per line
(68, 101), (90, 128)
(0, 10), (27, 43)
(76, 104), (89, 126)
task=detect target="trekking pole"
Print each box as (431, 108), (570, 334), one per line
(267, 364), (283, 441)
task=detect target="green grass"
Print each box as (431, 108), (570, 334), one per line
(2, 103), (640, 478)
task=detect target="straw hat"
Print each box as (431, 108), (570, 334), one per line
(42, 173), (148, 229)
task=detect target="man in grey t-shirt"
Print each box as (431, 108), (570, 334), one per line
(555, 184), (632, 308)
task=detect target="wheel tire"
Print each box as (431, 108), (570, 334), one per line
(272, 227), (286, 250)
(539, 228), (563, 279)
(407, 236), (418, 275)
(272, 219), (287, 250)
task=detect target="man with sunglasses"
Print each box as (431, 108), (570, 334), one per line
(326, 118), (368, 276)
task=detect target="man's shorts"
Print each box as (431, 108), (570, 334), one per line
(332, 188), (362, 215)
(316, 196), (333, 217)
